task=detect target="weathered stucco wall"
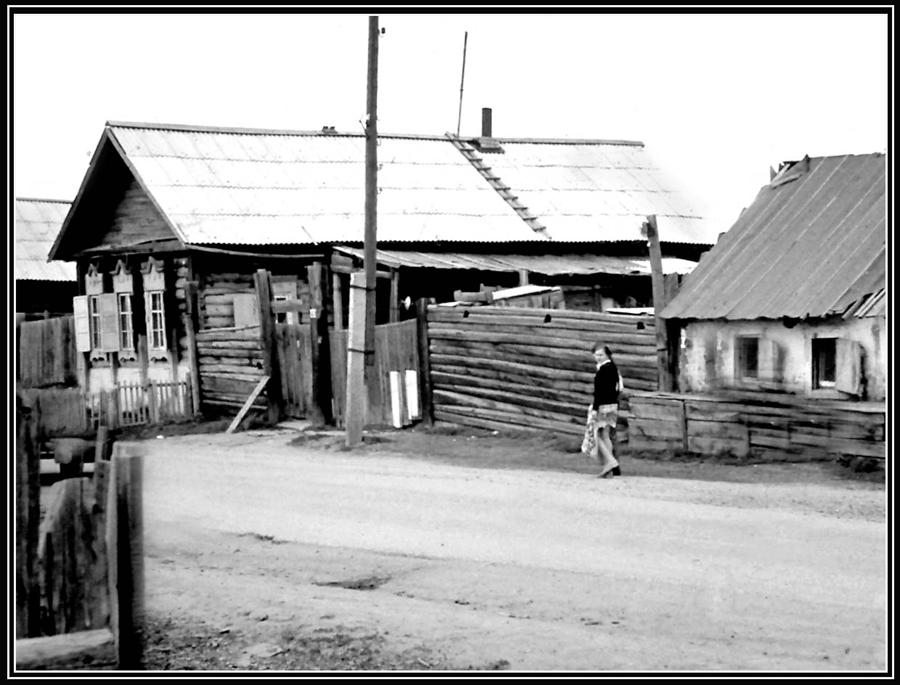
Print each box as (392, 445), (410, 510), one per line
(678, 316), (885, 401)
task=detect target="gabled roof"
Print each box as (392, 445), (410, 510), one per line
(50, 121), (715, 259)
(660, 153), (886, 321)
(15, 198), (77, 281)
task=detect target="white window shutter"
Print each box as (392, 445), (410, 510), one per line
(73, 296), (91, 352)
(98, 293), (121, 352)
(835, 338), (862, 395)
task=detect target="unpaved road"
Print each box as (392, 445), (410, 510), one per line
(140, 429), (887, 672)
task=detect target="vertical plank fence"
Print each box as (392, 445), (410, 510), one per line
(15, 442), (146, 671)
(330, 319), (420, 428)
(17, 316), (79, 389)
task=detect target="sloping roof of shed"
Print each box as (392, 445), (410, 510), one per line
(15, 198), (77, 281)
(52, 121), (715, 257)
(332, 246), (699, 276)
(660, 153), (886, 320)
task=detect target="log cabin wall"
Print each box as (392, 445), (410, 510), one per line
(191, 254), (322, 415)
(427, 305), (658, 438)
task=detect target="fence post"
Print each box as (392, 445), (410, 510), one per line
(16, 392), (42, 638)
(254, 269), (281, 425)
(146, 382), (158, 425)
(415, 298), (434, 427)
(106, 442), (145, 670)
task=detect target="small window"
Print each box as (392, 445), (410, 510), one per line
(89, 295), (102, 350)
(736, 336), (759, 380)
(274, 294), (293, 325)
(118, 293), (134, 351)
(147, 290), (167, 350)
(813, 338), (837, 388)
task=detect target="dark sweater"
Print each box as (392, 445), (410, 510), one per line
(592, 361), (619, 410)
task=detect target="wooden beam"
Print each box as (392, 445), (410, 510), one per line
(389, 269), (400, 323)
(645, 214), (673, 392)
(332, 272), (345, 331)
(183, 281), (202, 414)
(16, 628), (117, 670)
(307, 262), (326, 425)
(226, 375), (270, 434)
(254, 269), (281, 424)
(416, 299), (434, 426)
(107, 442), (146, 670)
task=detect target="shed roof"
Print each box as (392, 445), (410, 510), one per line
(15, 198), (77, 281)
(50, 121), (716, 259)
(332, 246), (698, 276)
(660, 153), (886, 321)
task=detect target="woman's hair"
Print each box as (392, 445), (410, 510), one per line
(591, 342), (615, 363)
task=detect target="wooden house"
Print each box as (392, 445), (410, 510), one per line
(15, 198), (78, 321)
(48, 119), (718, 420)
(660, 153), (887, 401)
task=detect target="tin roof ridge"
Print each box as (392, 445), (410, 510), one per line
(105, 121), (645, 146)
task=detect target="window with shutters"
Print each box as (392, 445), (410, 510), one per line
(147, 291), (167, 350)
(89, 295), (102, 349)
(112, 259), (135, 355)
(812, 338), (837, 388)
(736, 336), (759, 381)
(118, 293), (135, 350)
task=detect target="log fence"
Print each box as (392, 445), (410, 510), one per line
(627, 390), (886, 462)
(427, 304), (657, 437)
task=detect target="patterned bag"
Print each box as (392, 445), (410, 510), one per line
(580, 407), (597, 456)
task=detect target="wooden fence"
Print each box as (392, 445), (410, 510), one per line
(17, 316), (78, 388)
(20, 381), (193, 438)
(627, 389), (886, 461)
(427, 305), (657, 436)
(16, 392), (146, 670)
(330, 320), (421, 428)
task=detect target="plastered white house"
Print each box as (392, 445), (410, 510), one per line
(661, 153), (886, 402)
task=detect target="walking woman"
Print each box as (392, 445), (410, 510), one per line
(588, 342), (622, 478)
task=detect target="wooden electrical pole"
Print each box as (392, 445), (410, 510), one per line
(346, 15), (380, 448)
(363, 15), (379, 380)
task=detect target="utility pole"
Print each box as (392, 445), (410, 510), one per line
(363, 15), (379, 380)
(347, 15), (380, 448)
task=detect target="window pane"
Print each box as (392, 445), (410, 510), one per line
(739, 337), (758, 379)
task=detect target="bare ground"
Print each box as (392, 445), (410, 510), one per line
(43, 420), (888, 673)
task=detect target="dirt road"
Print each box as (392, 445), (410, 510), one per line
(140, 429), (886, 672)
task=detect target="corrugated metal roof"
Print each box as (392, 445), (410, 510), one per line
(100, 122), (715, 247)
(484, 140), (713, 244)
(15, 199), (77, 281)
(660, 153), (886, 320)
(332, 247), (697, 276)
(110, 126), (540, 245)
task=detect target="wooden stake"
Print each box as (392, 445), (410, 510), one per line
(254, 269), (281, 425)
(226, 376), (269, 434)
(107, 442), (145, 670)
(645, 215), (674, 392)
(415, 298), (434, 426)
(345, 272), (368, 447)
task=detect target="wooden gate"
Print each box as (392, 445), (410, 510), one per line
(274, 323), (314, 419)
(329, 320), (420, 428)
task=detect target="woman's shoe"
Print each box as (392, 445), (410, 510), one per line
(611, 467), (621, 476)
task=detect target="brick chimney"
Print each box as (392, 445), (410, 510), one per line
(482, 107), (492, 138)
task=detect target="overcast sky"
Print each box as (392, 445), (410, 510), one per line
(10, 10), (890, 233)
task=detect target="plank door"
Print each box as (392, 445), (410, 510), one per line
(275, 323), (313, 419)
